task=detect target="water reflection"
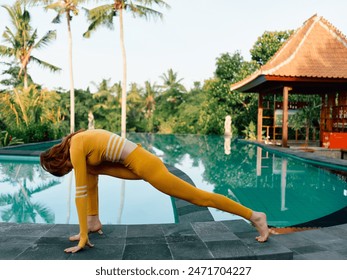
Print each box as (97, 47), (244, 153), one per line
(1, 133), (347, 228)
(0, 160), (58, 223)
(129, 133), (347, 228)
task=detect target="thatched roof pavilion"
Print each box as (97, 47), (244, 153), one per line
(230, 15), (347, 148)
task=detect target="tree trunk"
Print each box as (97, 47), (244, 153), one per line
(119, 9), (127, 138)
(23, 69), (28, 90)
(305, 121), (310, 144)
(66, 13), (75, 134)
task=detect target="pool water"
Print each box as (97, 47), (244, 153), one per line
(0, 158), (175, 225)
(1, 133), (347, 228)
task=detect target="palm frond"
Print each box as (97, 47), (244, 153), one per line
(0, 45), (15, 57)
(46, 1), (66, 12)
(25, 0), (53, 6)
(30, 56), (61, 72)
(137, 0), (171, 9)
(34, 30), (57, 49)
(2, 27), (16, 46)
(51, 13), (61, 23)
(128, 4), (163, 20)
(83, 4), (115, 38)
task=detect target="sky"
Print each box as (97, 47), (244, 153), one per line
(1, 0), (347, 92)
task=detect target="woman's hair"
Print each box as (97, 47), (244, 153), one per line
(40, 129), (84, 177)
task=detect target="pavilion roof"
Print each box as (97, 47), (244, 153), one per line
(230, 14), (347, 93)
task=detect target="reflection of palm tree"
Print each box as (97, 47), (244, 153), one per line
(117, 180), (125, 224)
(0, 163), (59, 223)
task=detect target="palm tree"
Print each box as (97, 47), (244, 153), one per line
(143, 81), (158, 132)
(0, 1), (60, 89)
(83, 0), (170, 137)
(27, 0), (90, 133)
(159, 68), (186, 93)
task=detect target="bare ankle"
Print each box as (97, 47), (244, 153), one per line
(87, 215), (102, 231)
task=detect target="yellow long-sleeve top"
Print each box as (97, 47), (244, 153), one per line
(69, 129), (126, 248)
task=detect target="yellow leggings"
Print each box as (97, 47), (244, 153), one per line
(87, 146), (253, 220)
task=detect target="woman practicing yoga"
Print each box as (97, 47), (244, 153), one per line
(40, 129), (269, 253)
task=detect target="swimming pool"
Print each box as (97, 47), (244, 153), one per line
(1, 133), (347, 228)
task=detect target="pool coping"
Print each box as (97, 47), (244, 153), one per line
(240, 139), (347, 171)
(1, 142), (347, 259)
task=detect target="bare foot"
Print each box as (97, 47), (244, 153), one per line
(88, 215), (102, 233)
(250, 211), (269, 242)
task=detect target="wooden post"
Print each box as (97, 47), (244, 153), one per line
(258, 93), (264, 141)
(282, 87), (291, 147)
(327, 93), (335, 132)
(319, 93), (326, 145)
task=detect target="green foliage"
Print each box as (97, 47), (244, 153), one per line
(215, 51), (258, 83)
(250, 30), (294, 65)
(200, 52), (259, 135)
(242, 121), (257, 140)
(0, 62), (33, 89)
(9, 122), (58, 143)
(0, 85), (67, 143)
(0, 131), (24, 147)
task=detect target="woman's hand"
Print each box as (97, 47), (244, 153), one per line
(64, 240), (94, 253)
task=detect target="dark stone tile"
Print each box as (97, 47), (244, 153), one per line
(291, 244), (327, 255)
(43, 224), (79, 238)
(0, 243), (32, 260)
(204, 240), (255, 260)
(90, 233), (126, 246)
(336, 223), (347, 231)
(179, 211), (214, 223)
(162, 223), (200, 243)
(222, 219), (256, 233)
(169, 241), (213, 260)
(101, 225), (127, 238)
(0, 234), (38, 244)
(162, 222), (195, 236)
(191, 221), (239, 242)
(295, 251), (347, 260)
(243, 239), (293, 260)
(320, 226), (347, 240)
(177, 204), (207, 216)
(165, 234), (200, 243)
(123, 244), (172, 260)
(127, 224), (164, 238)
(318, 239), (347, 251)
(36, 236), (68, 245)
(174, 198), (193, 208)
(0, 222), (14, 234)
(270, 233), (314, 249)
(15, 243), (70, 260)
(293, 228), (338, 242)
(232, 230), (261, 241)
(126, 236), (167, 245)
(67, 244), (125, 260)
(2, 223), (54, 237)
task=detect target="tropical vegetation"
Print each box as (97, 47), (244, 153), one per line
(0, 0), (321, 146)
